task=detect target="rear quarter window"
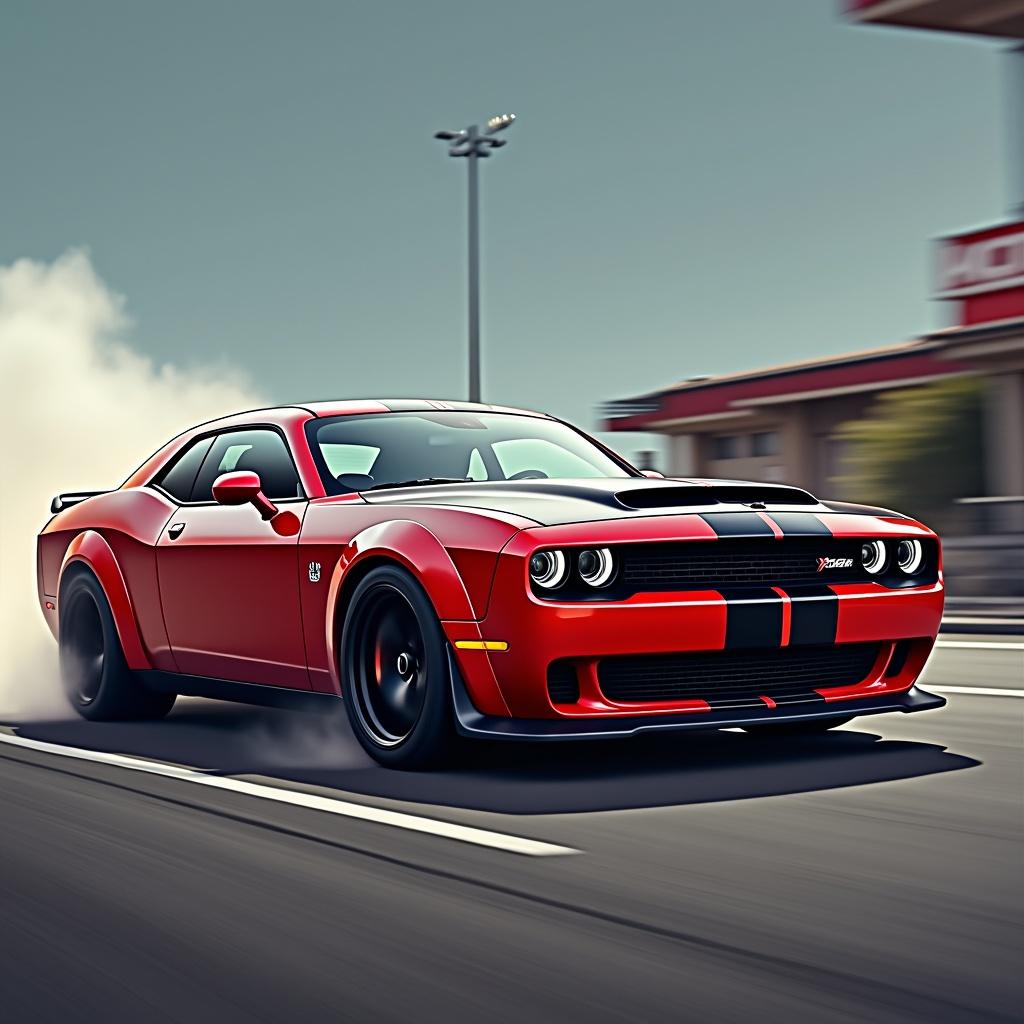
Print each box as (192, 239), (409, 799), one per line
(155, 436), (214, 502)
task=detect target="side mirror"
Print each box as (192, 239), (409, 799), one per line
(212, 471), (279, 520)
(641, 469), (665, 479)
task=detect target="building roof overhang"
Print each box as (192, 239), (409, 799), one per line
(846, 0), (1024, 39)
(604, 338), (976, 433)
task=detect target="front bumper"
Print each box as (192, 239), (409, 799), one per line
(447, 648), (945, 739)
(443, 516), (945, 721)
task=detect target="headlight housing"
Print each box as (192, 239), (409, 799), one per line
(529, 550), (568, 590)
(861, 539), (886, 575)
(577, 548), (616, 588)
(896, 538), (924, 575)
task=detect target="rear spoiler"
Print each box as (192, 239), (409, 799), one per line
(51, 491), (108, 514)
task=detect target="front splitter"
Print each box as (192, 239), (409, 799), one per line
(447, 650), (946, 741)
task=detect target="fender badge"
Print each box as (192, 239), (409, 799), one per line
(308, 561), (321, 583)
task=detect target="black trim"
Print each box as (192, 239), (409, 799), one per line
(788, 586), (839, 646)
(705, 692), (828, 711)
(620, 485), (817, 510)
(146, 422), (307, 506)
(719, 587), (783, 648)
(139, 670), (340, 711)
(50, 490), (108, 514)
(699, 512), (775, 538)
(769, 512), (832, 536)
(447, 650), (945, 740)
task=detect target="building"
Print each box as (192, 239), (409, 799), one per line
(604, 1), (1024, 523)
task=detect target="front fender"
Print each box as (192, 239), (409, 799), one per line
(324, 520), (510, 715)
(59, 531), (152, 671)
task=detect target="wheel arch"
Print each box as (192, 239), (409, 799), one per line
(58, 531), (152, 671)
(324, 520), (476, 696)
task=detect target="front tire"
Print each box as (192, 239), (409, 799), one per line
(340, 565), (454, 769)
(59, 570), (176, 721)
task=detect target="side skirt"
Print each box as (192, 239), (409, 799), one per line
(138, 670), (343, 713)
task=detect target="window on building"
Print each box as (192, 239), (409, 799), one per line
(752, 431), (780, 458)
(711, 434), (741, 460)
(822, 437), (851, 482)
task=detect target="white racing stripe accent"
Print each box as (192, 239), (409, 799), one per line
(928, 686), (1024, 698)
(935, 641), (1024, 651)
(0, 732), (578, 858)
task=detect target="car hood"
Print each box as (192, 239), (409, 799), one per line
(357, 477), (849, 527)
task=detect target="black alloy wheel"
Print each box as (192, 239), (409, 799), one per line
(341, 565), (454, 769)
(58, 569), (176, 721)
(61, 585), (106, 706)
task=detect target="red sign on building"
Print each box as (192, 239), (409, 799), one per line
(935, 221), (1024, 326)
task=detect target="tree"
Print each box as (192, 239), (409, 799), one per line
(836, 377), (984, 532)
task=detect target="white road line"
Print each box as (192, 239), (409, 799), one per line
(928, 685), (1024, 698)
(942, 616), (1024, 627)
(0, 732), (578, 858)
(935, 640), (1024, 651)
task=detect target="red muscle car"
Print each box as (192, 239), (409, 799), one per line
(37, 400), (945, 768)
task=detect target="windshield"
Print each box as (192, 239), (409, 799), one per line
(305, 412), (636, 494)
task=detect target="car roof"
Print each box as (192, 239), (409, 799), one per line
(298, 399), (551, 419)
(121, 400), (555, 489)
(197, 399), (552, 430)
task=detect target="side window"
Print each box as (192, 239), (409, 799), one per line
(192, 429), (303, 502)
(155, 436), (215, 502)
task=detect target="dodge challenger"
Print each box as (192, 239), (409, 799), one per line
(37, 399), (945, 768)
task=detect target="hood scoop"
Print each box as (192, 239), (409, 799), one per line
(615, 484), (818, 510)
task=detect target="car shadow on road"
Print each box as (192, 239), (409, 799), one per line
(11, 697), (979, 815)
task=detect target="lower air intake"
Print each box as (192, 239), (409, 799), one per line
(547, 661), (580, 705)
(598, 643), (881, 704)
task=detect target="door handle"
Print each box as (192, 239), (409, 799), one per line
(168, 522), (186, 540)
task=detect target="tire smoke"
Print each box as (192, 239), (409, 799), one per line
(0, 251), (261, 719)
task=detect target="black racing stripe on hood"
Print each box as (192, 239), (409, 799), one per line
(766, 512), (832, 537)
(700, 512), (776, 538)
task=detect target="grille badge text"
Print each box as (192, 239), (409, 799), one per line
(817, 556), (853, 572)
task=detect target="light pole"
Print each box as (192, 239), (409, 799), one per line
(434, 113), (516, 404)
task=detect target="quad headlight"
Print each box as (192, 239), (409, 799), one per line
(896, 538), (924, 575)
(529, 550), (569, 589)
(577, 548), (616, 588)
(861, 539), (886, 575)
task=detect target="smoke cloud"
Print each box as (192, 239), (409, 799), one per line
(0, 251), (262, 719)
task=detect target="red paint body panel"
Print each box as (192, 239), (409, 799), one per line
(831, 582), (944, 643)
(155, 502), (310, 686)
(36, 401), (945, 728)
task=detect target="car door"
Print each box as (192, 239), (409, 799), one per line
(155, 427), (311, 689)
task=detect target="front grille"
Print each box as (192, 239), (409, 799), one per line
(619, 538), (865, 591)
(598, 643), (881, 704)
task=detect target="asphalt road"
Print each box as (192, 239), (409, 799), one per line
(0, 638), (1020, 1023)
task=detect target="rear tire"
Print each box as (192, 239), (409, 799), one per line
(340, 565), (455, 769)
(59, 570), (176, 721)
(742, 716), (853, 736)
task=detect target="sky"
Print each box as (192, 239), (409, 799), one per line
(0, 0), (1008, 461)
